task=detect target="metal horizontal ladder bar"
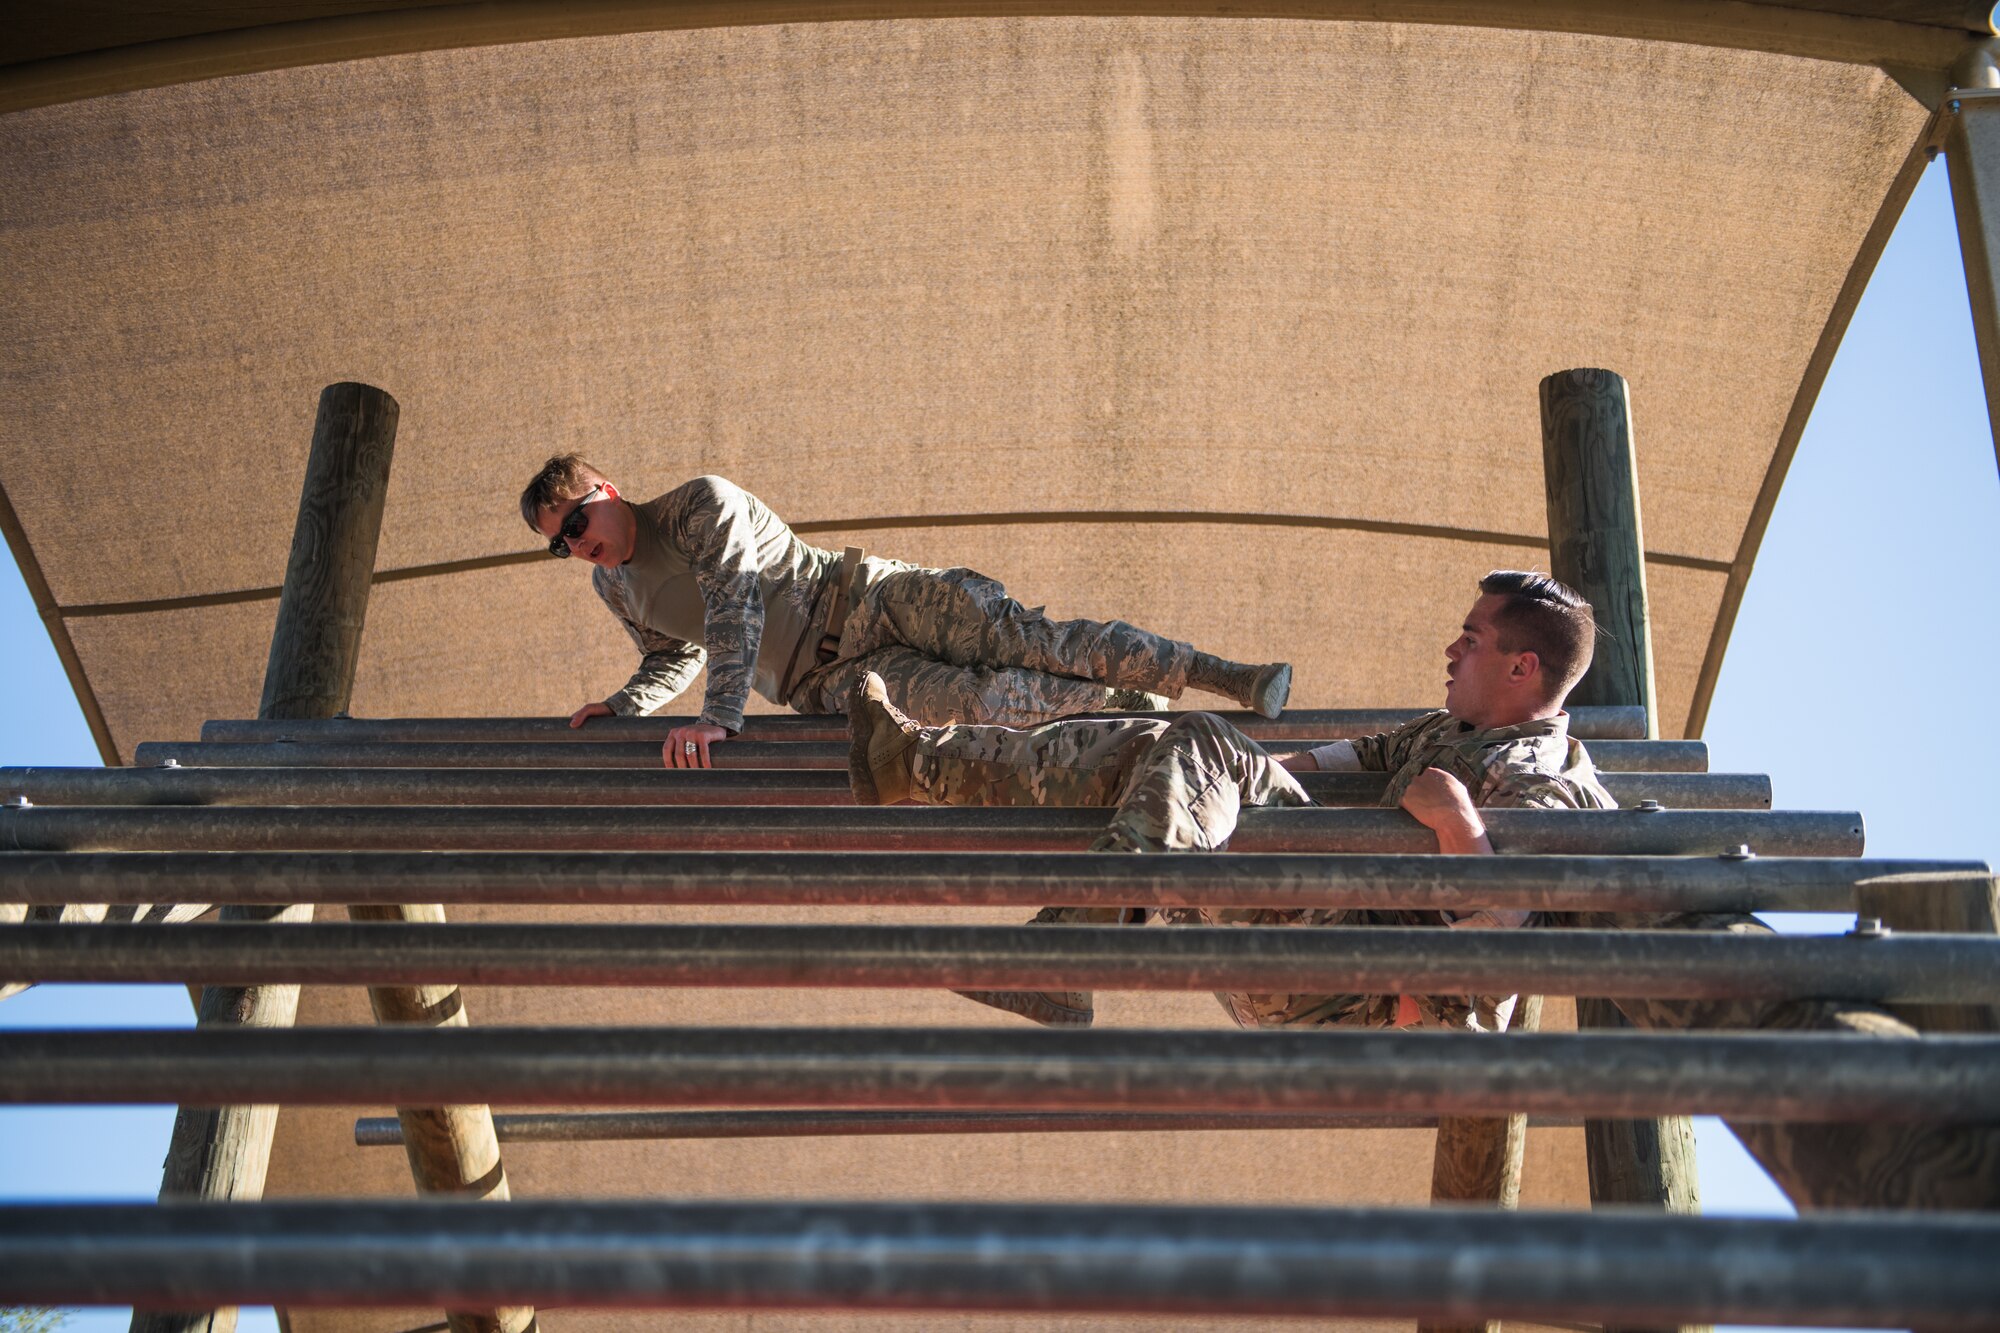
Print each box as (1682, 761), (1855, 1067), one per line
(199, 706), (1653, 744)
(0, 765), (1770, 809)
(6, 851), (1971, 913)
(0, 805), (1863, 855)
(351, 1109), (1581, 1144)
(6, 1200), (1992, 1327)
(9, 1027), (1997, 1120)
(9, 923), (1997, 1003)
(133, 737), (1710, 771)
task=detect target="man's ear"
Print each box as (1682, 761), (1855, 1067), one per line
(1509, 650), (1541, 689)
(602, 482), (619, 500)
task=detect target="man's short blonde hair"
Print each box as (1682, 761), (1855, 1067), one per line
(519, 454), (609, 531)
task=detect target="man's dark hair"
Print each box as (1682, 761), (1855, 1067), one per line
(1476, 570), (1596, 702)
(519, 454), (609, 531)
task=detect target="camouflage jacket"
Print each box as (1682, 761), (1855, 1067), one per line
(1193, 710), (1616, 1032)
(592, 476), (839, 732)
(1352, 709), (1617, 814)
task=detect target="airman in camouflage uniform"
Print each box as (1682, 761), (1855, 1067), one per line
(853, 568), (2000, 1213)
(849, 668), (1612, 1032)
(520, 461), (1291, 761)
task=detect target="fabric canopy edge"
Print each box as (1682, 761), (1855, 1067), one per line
(0, 481), (122, 766)
(0, 0), (1976, 117)
(1682, 122), (1943, 741)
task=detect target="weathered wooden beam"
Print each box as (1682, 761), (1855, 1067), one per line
(10, 1201), (1997, 1327)
(7, 852), (1976, 915)
(136, 381), (399, 1333)
(0, 805), (1865, 856)
(133, 736), (1712, 772)
(1859, 869), (2000, 1033)
(1944, 72), (2000, 474)
(10, 1028), (2000, 1121)
(354, 1109), (1579, 1144)
(346, 903), (533, 1333)
(198, 706), (1652, 745)
(1542, 364), (1701, 1333)
(0, 765), (1771, 809)
(1423, 995), (1544, 1333)
(9, 923), (1998, 1004)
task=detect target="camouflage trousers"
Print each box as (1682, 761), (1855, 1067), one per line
(1563, 908), (2000, 1213)
(899, 709), (1309, 851)
(899, 709), (1512, 1030)
(790, 559), (1195, 727)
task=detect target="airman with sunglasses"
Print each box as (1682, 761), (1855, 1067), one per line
(520, 456), (1292, 768)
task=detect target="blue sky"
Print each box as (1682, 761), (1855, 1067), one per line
(4, 160), (1996, 1333)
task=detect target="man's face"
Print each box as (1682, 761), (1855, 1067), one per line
(1443, 593), (1530, 727)
(535, 483), (633, 568)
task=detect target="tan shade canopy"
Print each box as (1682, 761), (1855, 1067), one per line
(0, 12), (1941, 757)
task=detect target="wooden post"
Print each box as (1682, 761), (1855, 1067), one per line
(1417, 996), (1542, 1333)
(1943, 44), (2000, 474)
(347, 902), (535, 1333)
(1856, 874), (2000, 1035)
(1540, 367), (1705, 1333)
(134, 383), (399, 1333)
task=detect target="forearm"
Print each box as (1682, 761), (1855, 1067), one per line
(608, 650), (704, 716)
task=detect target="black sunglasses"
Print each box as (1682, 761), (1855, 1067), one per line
(548, 484), (607, 558)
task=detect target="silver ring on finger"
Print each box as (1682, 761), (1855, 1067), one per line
(684, 741), (698, 756)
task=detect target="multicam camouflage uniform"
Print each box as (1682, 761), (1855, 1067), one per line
(902, 707), (1612, 1032)
(903, 703), (2000, 1211)
(593, 476), (1197, 732)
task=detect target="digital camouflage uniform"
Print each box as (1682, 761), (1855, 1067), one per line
(900, 707), (1613, 1032)
(592, 476), (1198, 732)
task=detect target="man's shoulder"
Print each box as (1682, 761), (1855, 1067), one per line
(648, 474), (748, 511)
(1475, 732), (1617, 809)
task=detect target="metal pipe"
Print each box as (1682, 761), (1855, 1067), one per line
(0, 766), (1770, 810)
(132, 737), (1710, 773)
(8, 923), (1995, 1004)
(354, 1109), (1560, 1144)
(4, 852), (1977, 914)
(0, 806), (1864, 856)
(199, 707), (1653, 745)
(7, 1200), (1995, 1326)
(8, 1027), (1997, 1121)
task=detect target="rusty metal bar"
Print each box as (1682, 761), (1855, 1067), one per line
(198, 707), (1653, 745)
(353, 1109), (1557, 1144)
(9, 923), (1996, 1004)
(131, 737), (1709, 773)
(7, 1200), (1995, 1326)
(8, 1027), (1998, 1121)
(5, 852), (1976, 914)
(0, 766), (1770, 810)
(0, 806), (1863, 856)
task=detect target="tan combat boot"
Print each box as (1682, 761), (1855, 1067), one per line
(1185, 655), (1292, 719)
(846, 672), (920, 805)
(954, 906), (1098, 1028)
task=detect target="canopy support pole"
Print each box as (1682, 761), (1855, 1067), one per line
(131, 384), (438, 1333)
(1944, 43), (2000, 473)
(1540, 366), (1706, 1333)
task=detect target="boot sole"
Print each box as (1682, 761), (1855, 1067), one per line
(954, 988), (1094, 1028)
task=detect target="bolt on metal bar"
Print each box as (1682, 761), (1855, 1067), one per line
(3, 1201), (1996, 1327)
(199, 707), (1653, 744)
(4, 852), (1977, 913)
(0, 766), (1770, 810)
(352, 1109), (1572, 1144)
(9, 1027), (1998, 1121)
(0, 806), (1863, 856)
(9, 923), (1996, 1003)
(132, 737), (1710, 773)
